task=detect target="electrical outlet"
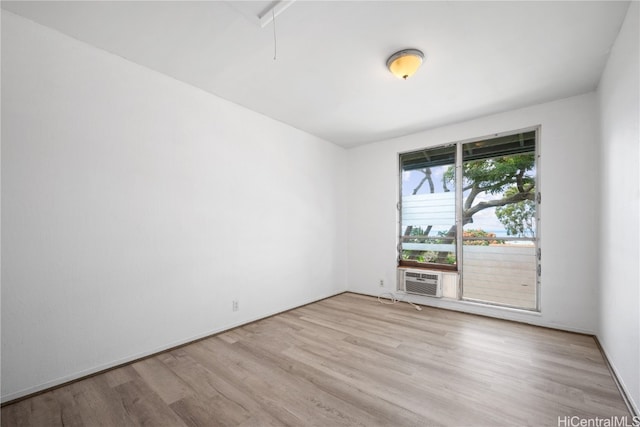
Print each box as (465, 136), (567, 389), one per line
(379, 279), (384, 287)
(232, 300), (239, 312)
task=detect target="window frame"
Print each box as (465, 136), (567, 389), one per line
(398, 126), (541, 311)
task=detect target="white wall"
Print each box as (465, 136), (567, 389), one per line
(597, 2), (639, 414)
(347, 92), (601, 333)
(1, 12), (347, 402)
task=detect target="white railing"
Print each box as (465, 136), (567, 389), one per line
(462, 245), (537, 309)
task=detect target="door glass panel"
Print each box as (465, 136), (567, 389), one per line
(461, 139), (537, 310)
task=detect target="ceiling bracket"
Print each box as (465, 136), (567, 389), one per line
(258, 1), (296, 28)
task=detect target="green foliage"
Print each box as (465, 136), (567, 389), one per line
(464, 154), (535, 194)
(495, 187), (536, 237)
(462, 229), (505, 245)
(443, 153), (536, 230)
(402, 250), (456, 265)
(444, 154), (535, 195)
(408, 226), (427, 236)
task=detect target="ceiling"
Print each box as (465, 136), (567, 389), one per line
(1, 1), (630, 147)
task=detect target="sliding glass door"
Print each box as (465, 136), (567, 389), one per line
(460, 134), (538, 309)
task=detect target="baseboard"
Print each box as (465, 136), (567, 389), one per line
(1, 290), (347, 406)
(349, 290), (595, 335)
(593, 336), (639, 417)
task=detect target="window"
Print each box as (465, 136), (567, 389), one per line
(400, 145), (457, 270)
(399, 128), (539, 310)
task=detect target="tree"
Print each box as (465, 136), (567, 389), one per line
(495, 187), (536, 237)
(443, 153), (536, 226)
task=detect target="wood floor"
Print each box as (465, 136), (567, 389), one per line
(1, 293), (631, 426)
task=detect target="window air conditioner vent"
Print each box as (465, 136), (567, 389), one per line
(398, 269), (443, 298)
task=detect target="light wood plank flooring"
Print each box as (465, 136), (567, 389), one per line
(1, 293), (631, 426)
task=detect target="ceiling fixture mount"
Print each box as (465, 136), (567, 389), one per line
(258, 0), (296, 28)
(386, 49), (424, 80)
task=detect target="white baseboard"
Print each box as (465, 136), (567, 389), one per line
(353, 290), (595, 335)
(594, 336), (639, 417)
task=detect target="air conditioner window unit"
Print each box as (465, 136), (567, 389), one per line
(398, 269), (443, 298)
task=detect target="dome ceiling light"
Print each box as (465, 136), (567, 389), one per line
(386, 49), (424, 80)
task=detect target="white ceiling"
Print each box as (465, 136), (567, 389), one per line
(2, 1), (630, 147)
